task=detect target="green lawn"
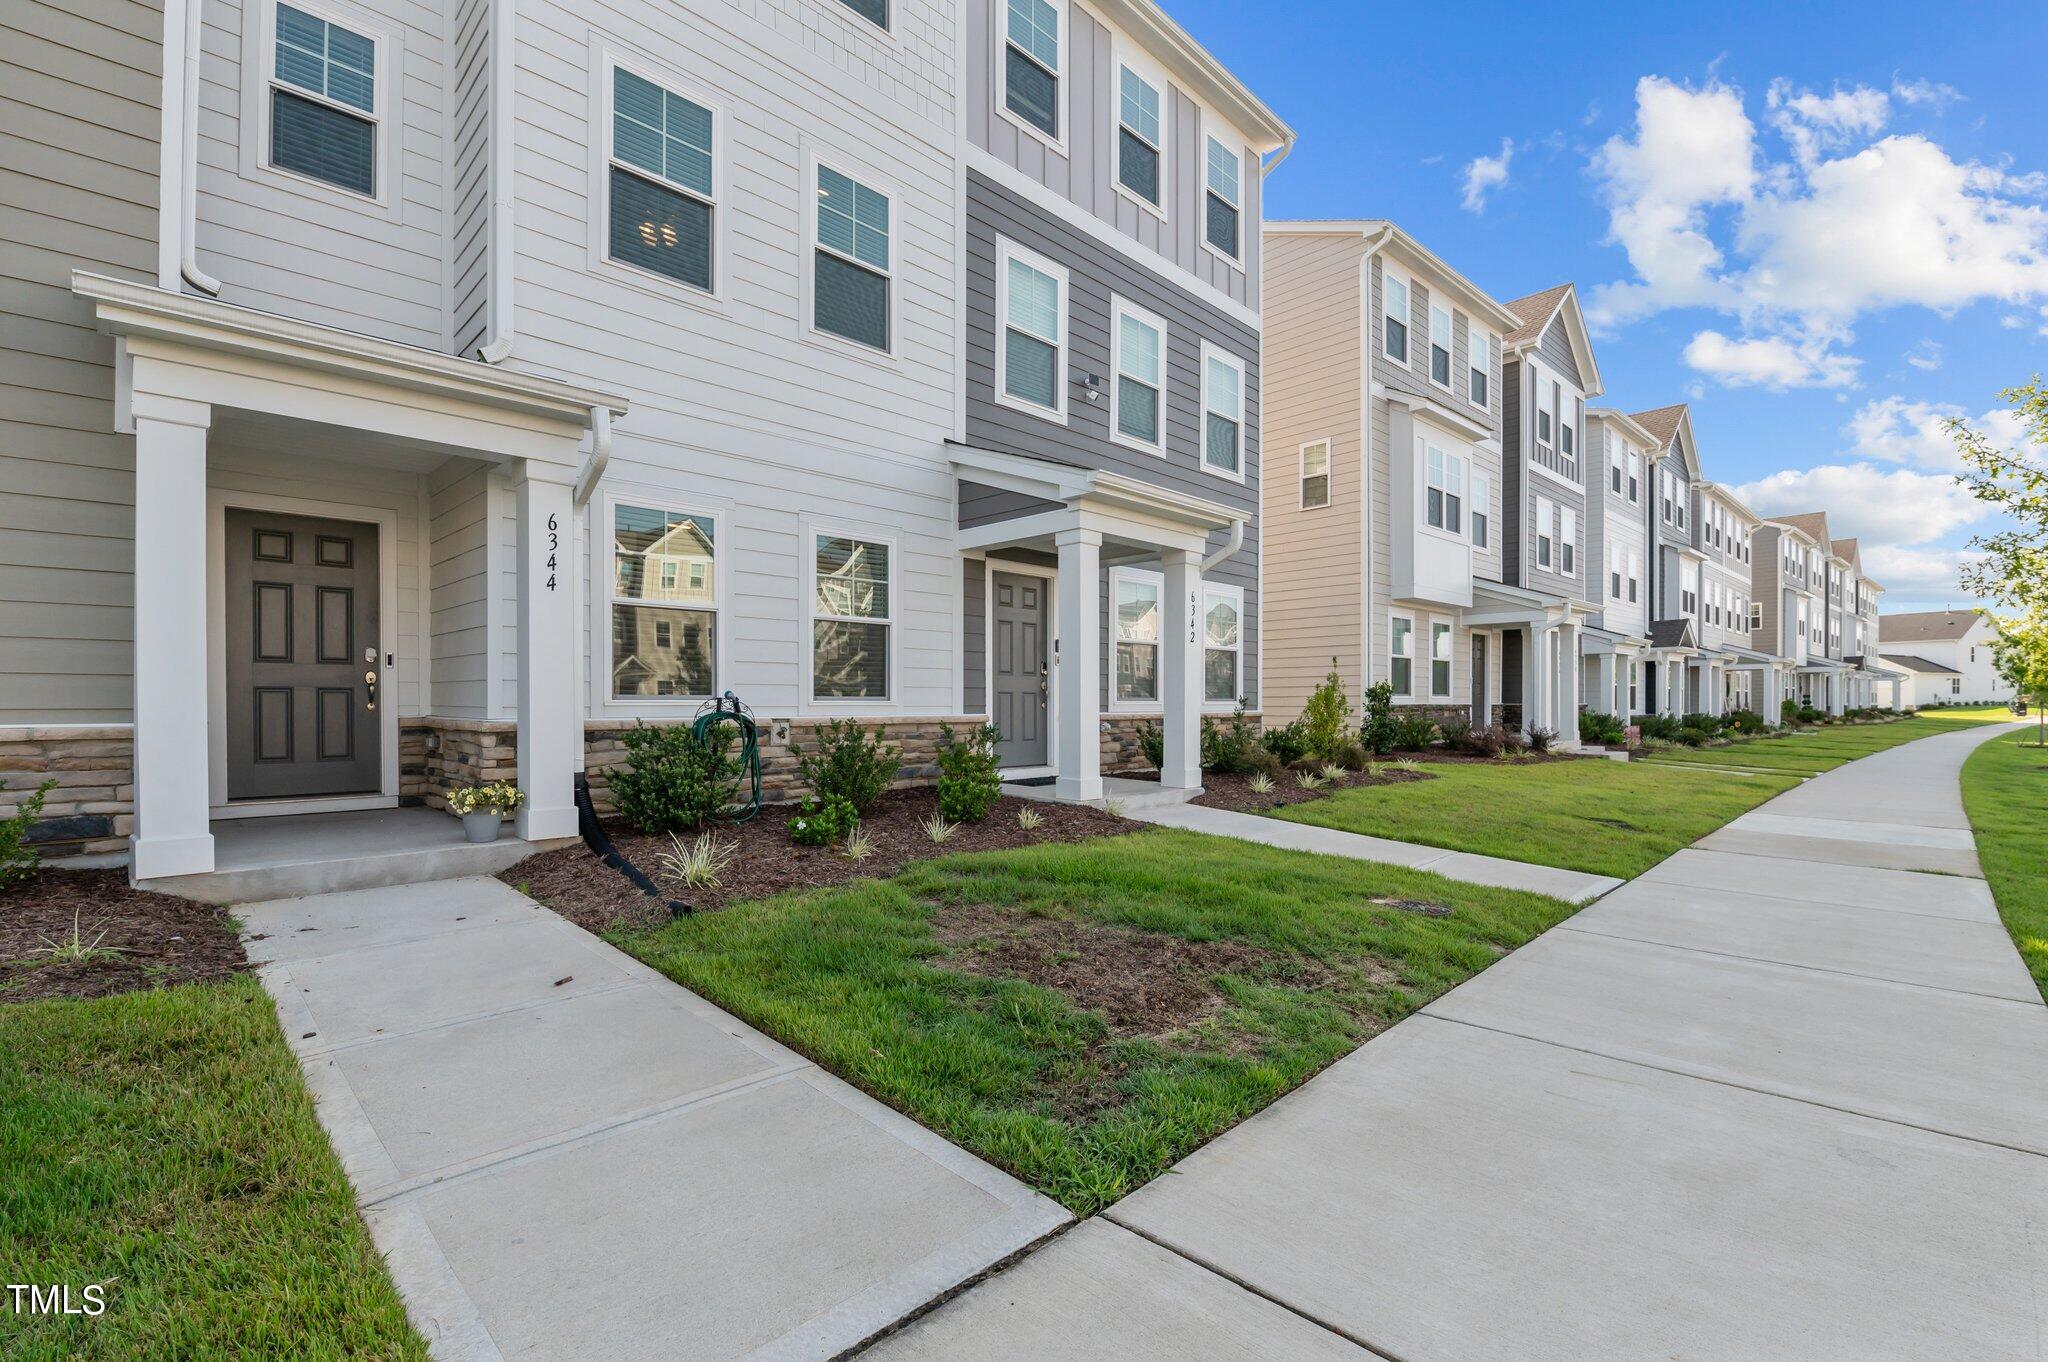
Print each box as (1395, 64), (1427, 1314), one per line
(0, 978), (428, 1360)
(1960, 726), (2048, 1003)
(1270, 758), (1800, 879)
(1639, 711), (2020, 776)
(618, 828), (1578, 1215)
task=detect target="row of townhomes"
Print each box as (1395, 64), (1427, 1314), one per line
(3, 0), (1293, 886)
(1261, 225), (1897, 749)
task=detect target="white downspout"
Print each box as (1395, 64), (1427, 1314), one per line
(161, 0), (222, 295)
(475, 0), (515, 362)
(571, 407), (610, 510)
(1201, 517), (1243, 574)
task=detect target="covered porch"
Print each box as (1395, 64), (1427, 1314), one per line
(1579, 629), (1649, 720)
(951, 446), (1247, 804)
(1642, 620), (1699, 719)
(1467, 582), (1595, 749)
(77, 273), (627, 888)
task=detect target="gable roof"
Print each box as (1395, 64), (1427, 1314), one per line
(1769, 511), (1831, 545)
(1878, 652), (1962, 675)
(1630, 404), (1688, 450)
(1586, 407), (1659, 448)
(1265, 221), (1522, 331)
(1880, 610), (1992, 643)
(1648, 618), (1697, 650)
(1501, 283), (1603, 397)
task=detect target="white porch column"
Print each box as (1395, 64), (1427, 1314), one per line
(1556, 623), (1580, 742)
(1159, 549), (1202, 791)
(1054, 527), (1103, 803)
(1765, 667), (1783, 724)
(130, 403), (216, 880)
(1595, 652), (1617, 717)
(515, 462), (579, 842)
(1527, 625), (1553, 739)
(1706, 663), (1723, 717)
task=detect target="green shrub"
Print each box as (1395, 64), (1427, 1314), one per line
(1329, 739), (1370, 771)
(1301, 661), (1353, 759)
(1392, 713), (1439, 752)
(610, 722), (740, 834)
(1135, 722), (1165, 770)
(1725, 708), (1766, 734)
(935, 722), (1003, 823)
(1781, 696), (1799, 724)
(1634, 713), (1682, 742)
(1260, 721), (1313, 765)
(1527, 725), (1558, 754)
(794, 718), (901, 813)
(1681, 711), (1727, 734)
(1796, 705), (1823, 724)
(1202, 705), (1267, 774)
(1579, 711), (1627, 745)
(788, 794), (859, 846)
(1, 778), (55, 891)
(1675, 725), (1715, 747)
(1444, 719), (1518, 757)
(1360, 680), (1399, 756)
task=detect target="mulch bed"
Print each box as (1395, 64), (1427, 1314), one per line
(0, 869), (247, 1003)
(507, 787), (1135, 934)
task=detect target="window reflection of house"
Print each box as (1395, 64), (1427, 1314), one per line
(812, 534), (892, 699)
(611, 504), (716, 698)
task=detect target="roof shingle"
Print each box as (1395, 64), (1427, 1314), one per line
(1629, 404), (1688, 450)
(1880, 610), (1988, 643)
(1501, 284), (1572, 345)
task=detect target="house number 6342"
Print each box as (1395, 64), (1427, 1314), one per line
(1188, 590), (1198, 643)
(545, 513), (558, 591)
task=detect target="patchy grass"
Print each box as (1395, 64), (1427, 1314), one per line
(1960, 726), (2048, 1003)
(617, 828), (1578, 1215)
(0, 978), (428, 1360)
(1270, 757), (1799, 880)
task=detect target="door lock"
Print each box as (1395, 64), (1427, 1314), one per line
(365, 668), (378, 712)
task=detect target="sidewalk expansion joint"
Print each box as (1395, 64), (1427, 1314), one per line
(290, 979), (648, 1058)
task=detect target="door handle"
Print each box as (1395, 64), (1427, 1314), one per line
(364, 668), (378, 712)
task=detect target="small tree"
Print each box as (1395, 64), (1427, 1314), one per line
(1360, 681), (1398, 756)
(1300, 659), (1353, 759)
(1948, 379), (2048, 617)
(1992, 616), (2048, 745)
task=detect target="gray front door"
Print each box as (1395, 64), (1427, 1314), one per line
(989, 571), (1047, 767)
(225, 509), (382, 800)
(1471, 634), (1488, 725)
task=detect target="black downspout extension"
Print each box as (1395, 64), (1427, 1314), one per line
(575, 774), (691, 918)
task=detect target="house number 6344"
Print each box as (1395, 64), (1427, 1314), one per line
(545, 513), (559, 591)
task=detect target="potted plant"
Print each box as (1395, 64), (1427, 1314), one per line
(448, 780), (524, 843)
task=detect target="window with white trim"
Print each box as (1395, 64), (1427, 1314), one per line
(1559, 506), (1577, 576)
(1429, 301), (1453, 388)
(812, 162), (891, 351)
(837, 0), (887, 29)
(812, 533), (892, 700)
(1468, 331), (1490, 407)
(1204, 134), (1242, 259)
(1204, 585), (1243, 704)
(1382, 265), (1410, 363)
(1535, 495), (1554, 569)
(1430, 619), (1452, 698)
(268, 3), (380, 197)
(611, 502), (716, 699)
(1111, 299), (1165, 451)
(1536, 381), (1555, 461)
(1558, 387), (1576, 465)
(998, 241), (1066, 416)
(1626, 449), (1641, 502)
(1390, 614), (1414, 696)
(1113, 569), (1161, 704)
(1300, 440), (1331, 509)
(1116, 64), (1164, 210)
(1424, 440), (1463, 533)
(1629, 661), (1640, 712)
(1201, 346), (1246, 477)
(608, 65), (716, 292)
(1470, 468), (1490, 548)
(1004, 0), (1060, 140)
(1610, 442), (1624, 495)
(1609, 544), (1622, 599)
(1628, 551), (1640, 603)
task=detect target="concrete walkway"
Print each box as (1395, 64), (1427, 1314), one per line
(1129, 800), (1624, 904)
(876, 722), (2048, 1361)
(240, 877), (1066, 1361)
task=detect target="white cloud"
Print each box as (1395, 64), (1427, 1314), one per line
(1892, 76), (1963, 112)
(1767, 80), (1890, 168)
(1846, 396), (1965, 468)
(2002, 313), (2026, 328)
(1584, 77), (1756, 328)
(1735, 462), (1990, 544)
(1862, 544), (1981, 600)
(1905, 339), (1943, 370)
(1683, 328), (1859, 389)
(1460, 139), (1514, 214)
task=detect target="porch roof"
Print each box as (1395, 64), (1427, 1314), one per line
(949, 443), (1244, 550)
(1465, 579), (1599, 628)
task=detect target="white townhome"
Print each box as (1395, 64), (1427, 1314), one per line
(1880, 609), (2014, 707)
(1579, 408), (1655, 719)
(0, 0), (1288, 888)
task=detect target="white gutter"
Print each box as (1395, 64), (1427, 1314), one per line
(161, 0), (222, 295)
(1355, 224), (1395, 691)
(1260, 136), (1294, 181)
(475, 0), (516, 362)
(571, 406), (610, 508)
(1201, 517), (1243, 573)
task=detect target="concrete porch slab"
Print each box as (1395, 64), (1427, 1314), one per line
(1003, 775), (1200, 811)
(1563, 880), (2042, 1003)
(1638, 849), (2000, 922)
(1422, 929), (2048, 1153)
(1698, 825), (1983, 877)
(1109, 1016), (2048, 1362)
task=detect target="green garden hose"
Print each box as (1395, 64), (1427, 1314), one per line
(694, 692), (762, 823)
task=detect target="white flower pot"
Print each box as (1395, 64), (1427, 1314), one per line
(462, 811), (503, 844)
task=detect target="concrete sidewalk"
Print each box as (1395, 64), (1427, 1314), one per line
(240, 877), (1066, 1361)
(1128, 800), (1623, 904)
(878, 722), (2048, 1360)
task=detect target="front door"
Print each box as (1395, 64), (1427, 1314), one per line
(1470, 633), (1488, 725)
(989, 570), (1048, 768)
(225, 509), (382, 800)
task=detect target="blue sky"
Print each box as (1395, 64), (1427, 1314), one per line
(1172, 0), (2048, 610)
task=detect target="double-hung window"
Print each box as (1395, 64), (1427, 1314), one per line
(1113, 571), (1161, 704)
(269, 3), (379, 196)
(1609, 545), (1623, 599)
(1628, 552), (1640, 603)
(1627, 449), (1641, 502)
(609, 66), (716, 292)
(1535, 496), (1555, 570)
(610, 503), (717, 699)
(1559, 506), (1577, 576)
(1204, 135), (1242, 259)
(1202, 346), (1246, 477)
(812, 533), (892, 700)
(812, 163), (891, 351)
(1204, 586), (1243, 704)
(1558, 388), (1576, 465)
(1611, 446), (1624, 495)
(1470, 468), (1490, 548)
(1004, 0), (1061, 141)
(1111, 300), (1165, 451)
(1429, 301), (1453, 388)
(1390, 615), (1414, 696)
(1536, 382), (1555, 461)
(998, 241), (1066, 416)
(1116, 65), (1164, 210)
(1300, 440), (1331, 509)
(1660, 469), (1674, 522)
(1424, 442), (1463, 533)
(1468, 331), (1490, 407)
(1430, 620), (1452, 699)
(1382, 266), (1410, 363)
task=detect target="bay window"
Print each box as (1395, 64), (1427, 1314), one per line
(1425, 441), (1463, 533)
